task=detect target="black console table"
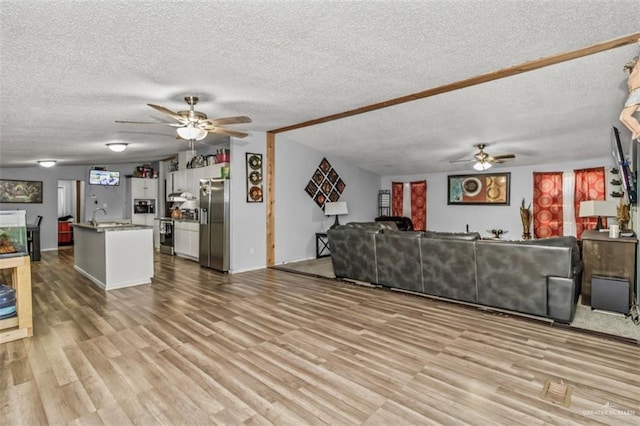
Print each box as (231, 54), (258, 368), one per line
(315, 233), (330, 258)
(27, 225), (41, 261)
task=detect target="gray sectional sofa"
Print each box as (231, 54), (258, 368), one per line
(327, 222), (583, 323)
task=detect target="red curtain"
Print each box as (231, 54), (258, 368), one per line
(410, 180), (427, 231)
(533, 172), (564, 238)
(392, 182), (404, 216)
(574, 167), (606, 239)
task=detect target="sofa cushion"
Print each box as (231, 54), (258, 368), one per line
(517, 236), (581, 269)
(375, 231), (423, 292)
(420, 237), (477, 303)
(423, 230), (481, 241)
(328, 225), (381, 283)
(475, 241), (574, 317)
(345, 221), (399, 231)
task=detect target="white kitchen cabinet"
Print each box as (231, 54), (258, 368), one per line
(125, 178), (158, 237)
(168, 170), (188, 194)
(130, 178), (158, 199)
(174, 220), (199, 260)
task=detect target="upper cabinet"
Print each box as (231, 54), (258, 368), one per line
(130, 178), (158, 199)
(167, 164), (228, 199)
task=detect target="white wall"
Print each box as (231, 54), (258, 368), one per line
(381, 157), (612, 239)
(274, 133), (381, 264)
(0, 162), (144, 250)
(229, 132), (267, 272)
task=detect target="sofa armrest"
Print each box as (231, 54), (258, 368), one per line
(547, 275), (580, 323)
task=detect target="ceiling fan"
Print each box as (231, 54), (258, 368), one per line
(450, 144), (515, 170)
(116, 96), (252, 139)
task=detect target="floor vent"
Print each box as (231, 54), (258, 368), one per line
(541, 379), (572, 407)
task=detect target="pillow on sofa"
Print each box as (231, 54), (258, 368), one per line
(375, 216), (414, 231)
(423, 230), (481, 241)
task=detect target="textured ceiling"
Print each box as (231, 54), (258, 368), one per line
(1, 1), (639, 175)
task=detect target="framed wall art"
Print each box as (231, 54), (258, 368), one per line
(447, 172), (510, 205)
(0, 179), (43, 203)
(305, 157), (345, 209)
(246, 153), (263, 203)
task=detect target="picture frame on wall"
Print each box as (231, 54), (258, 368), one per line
(447, 172), (510, 205)
(246, 153), (263, 203)
(0, 179), (43, 203)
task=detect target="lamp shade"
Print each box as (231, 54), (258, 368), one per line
(324, 201), (348, 216)
(176, 126), (207, 141)
(578, 200), (618, 218)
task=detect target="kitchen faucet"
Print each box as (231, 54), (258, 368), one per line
(90, 207), (107, 226)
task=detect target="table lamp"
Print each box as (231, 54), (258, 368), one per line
(325, 201), (348, 229)
(578, 200), (618, 230)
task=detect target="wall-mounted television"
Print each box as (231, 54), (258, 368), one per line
(611, 126), (637, 204)
(89, 169), (120, 186)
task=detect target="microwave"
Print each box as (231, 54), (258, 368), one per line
(134, 199), (156, 214)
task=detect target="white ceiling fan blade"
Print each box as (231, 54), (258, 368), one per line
(203, 116), (252, 126)
(147, 104), (188, 123)
(115, 120), (182, 127)
(206, 127), (249, 138)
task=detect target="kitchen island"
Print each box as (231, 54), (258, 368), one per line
(72, 221), (153, 290)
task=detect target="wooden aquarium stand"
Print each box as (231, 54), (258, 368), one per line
(0, 255), (32, 344)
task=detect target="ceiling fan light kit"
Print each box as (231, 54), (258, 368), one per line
(37, 160), (56, 167)
(473, 161), (492, 171)
(107, 143), (128, 152)
(176, 126), (207, 141)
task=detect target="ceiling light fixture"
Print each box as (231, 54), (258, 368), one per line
(37, 160), (56, 167)
(107, 143), (128, 152)
(473, 161), (492, 171)
(176, 125), (207, 141)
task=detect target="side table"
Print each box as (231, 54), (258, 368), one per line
(315, 233), (330, 258)
(581, 230), (637, 310)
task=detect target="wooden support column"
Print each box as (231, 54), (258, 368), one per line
(266, 132), (276, 266)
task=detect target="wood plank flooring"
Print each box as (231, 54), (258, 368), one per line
(1, 249), (639, 425)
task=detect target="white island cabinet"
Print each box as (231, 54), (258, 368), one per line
(72, 222), (154, 290)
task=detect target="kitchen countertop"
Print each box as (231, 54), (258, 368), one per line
(154, 217), (198, 223)
(72, 222), (153, 232)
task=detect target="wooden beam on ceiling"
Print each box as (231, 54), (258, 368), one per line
(270, 33), (640, 134)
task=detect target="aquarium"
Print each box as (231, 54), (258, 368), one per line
(0, 210), (28, 258)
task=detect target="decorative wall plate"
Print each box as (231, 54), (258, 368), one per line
(249, 171), (262, 184)
(249, 186), (262, 201)
(248, 154), (262, 170)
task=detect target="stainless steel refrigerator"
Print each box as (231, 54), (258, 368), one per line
(199, 178), (230, 271)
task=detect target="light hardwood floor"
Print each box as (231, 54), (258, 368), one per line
(1, 249), (639, 425)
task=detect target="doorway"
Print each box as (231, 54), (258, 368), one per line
(57, 180), (84, 247)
